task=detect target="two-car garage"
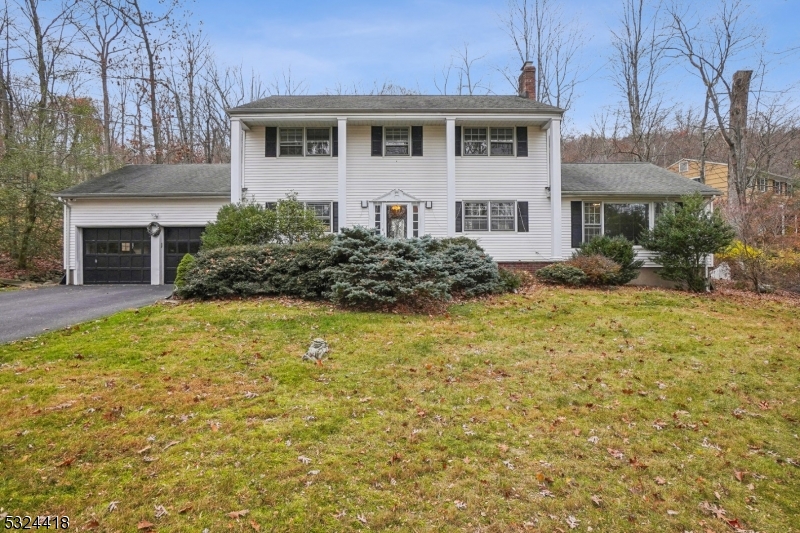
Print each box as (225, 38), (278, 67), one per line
(81, 226), (205, 285)
(56, 164), (230, 286)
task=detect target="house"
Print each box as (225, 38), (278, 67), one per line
(56, 62), (719, 286)
(667, 158), (793, 199)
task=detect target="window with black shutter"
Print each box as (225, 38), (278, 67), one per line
(570, 201), (583, 248)
(332, 127), (338, 157)
(371, 126), (383, 156)
(516, 201), (528, 231)
(265, 127), (277, 157)
(516, 127), (528, 157)
(455, 201), (463, 233)
(411, 126), (423, 156)
(332, 202), (339, 232)
(455, 126), (462, 156)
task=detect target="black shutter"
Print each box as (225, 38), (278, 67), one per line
(371, 126), (383, 156)
(455, 201), (463, 233)
(265, 127), (277, 157)
(516, 201), (529, 232)
(332, 127), (338, 157)
(266, 202), (277, 210)
(411, 126), (423, 156)
(332, 202), (339, 232)
(516, 126), (528, 157)
(455, 126), (462, 156)
(571, 201), (583, 248)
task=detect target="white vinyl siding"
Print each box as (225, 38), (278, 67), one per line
(456, 126), (550, 261)
(346, 124), (448, 235)
(245, 125), (338, 204)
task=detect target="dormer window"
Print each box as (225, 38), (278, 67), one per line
(678, 160), (689, 173)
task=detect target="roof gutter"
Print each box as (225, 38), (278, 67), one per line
(50, 193), (230, 199)
(561, 191), (719, 198)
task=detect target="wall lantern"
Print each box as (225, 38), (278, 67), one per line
(425, 201), (433, 209)
(544, 186), (551, 198)
(361, 200), (369, 208)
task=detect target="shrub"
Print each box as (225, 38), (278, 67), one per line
(325, 227), (450, 310)
(201, 193), (325, 249)
(566, 254), (621, 285)
(576, 235), (643, 285)
(176, 240), (334, 300)
(420, 236), (503, 297)
(498, 268), (524, 292)
(173, 253), (195, 288)
(536, 264), (588, 286)
(641, 193), (735, 292)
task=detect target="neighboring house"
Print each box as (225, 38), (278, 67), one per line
(667, 158), (793, 199)
(56, 62), (718, 286)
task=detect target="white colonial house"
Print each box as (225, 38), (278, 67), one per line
(56, 62), (719, 286)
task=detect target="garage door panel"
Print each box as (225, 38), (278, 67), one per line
(83, 227), (151, 285)
(164, 227), (205, 284)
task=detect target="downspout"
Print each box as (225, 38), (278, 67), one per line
(55, 196), (71, 285)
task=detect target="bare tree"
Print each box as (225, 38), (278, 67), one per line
(667, 0), (765, 205)
(434, 43), (491, 95)
(499, 0), (586, 109)
(609, 0), (671, 161)
(71, 0), (126, 159)
(268, 67), (307, 96)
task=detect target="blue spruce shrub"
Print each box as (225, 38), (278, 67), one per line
(326, 227), (450, 310)
(419, 236), (503, 297)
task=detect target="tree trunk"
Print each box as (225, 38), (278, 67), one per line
(728, 70), (752, 206)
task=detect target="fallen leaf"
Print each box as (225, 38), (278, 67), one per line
(107, 501), (120, 513)
(607, 448), (624, 460)
(454, 500), (467, 510)
(298, 455), (311, 465)
(498, 443), (509, 453)
(667, 510), (679, 516)
(85, 519), (100, 529)
(57, 456), (76, 467)
(734, 470), (744, 482)
(137, 521), (154, 530)
(357, 513), (367, 524)
(566, 515), (580, 529)
(228, 509), (249, 519)
(591, 495), (602, 506)
(250, 520), (261, 531)
(177, 505), (193, 514)
(137, 445), (152, 455)
(154, 505), (168, 519)
(655, 477), (666, 485)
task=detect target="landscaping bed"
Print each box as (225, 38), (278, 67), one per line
(0, 287), (798, 532)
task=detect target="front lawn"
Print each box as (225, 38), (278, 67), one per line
(0, 287), (798, 532)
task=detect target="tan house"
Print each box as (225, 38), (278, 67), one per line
(667, 158), (793, 199)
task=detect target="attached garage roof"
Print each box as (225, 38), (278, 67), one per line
(229, 95), (564, 114)
(561, 163), (721, 197)
(55, 164), (231, 198)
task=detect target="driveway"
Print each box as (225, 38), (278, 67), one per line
(0, 285), (174, 344)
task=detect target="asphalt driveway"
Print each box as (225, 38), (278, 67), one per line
(0, 285), (174, 344)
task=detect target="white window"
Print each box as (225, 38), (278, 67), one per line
(306, 128), (331, 156)
(463, 127), (515, 156)
(412, 205), (419, 237)
(374, 204), (381, 231)
(583, 202), (602, 242)
(758, 177), (767, 192)
(306, 202), (332, 231)
(385, 127), (409, 156)
(490, 128), (514, 156)
(279, 128), (303, 156)
(679, 160), (689, 173)
(279, 127), (332, 157)
(491, 201), (515, 230)
(463, 201), (516, 232)
(463, 128), (487, 156)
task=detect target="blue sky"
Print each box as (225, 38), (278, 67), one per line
(196, 0), (800, 132)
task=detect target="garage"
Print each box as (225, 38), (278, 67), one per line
(82, 227), (151, 284)
(164, 227), (205, 284)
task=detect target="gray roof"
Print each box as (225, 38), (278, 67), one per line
(562, 163), (721, 197)
(229, 95), (564, 114)
(55, 164), (231, 198)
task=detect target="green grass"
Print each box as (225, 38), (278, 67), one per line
(1, 287), (798, 532)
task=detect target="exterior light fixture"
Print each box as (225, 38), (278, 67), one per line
(425, 201), (433, 209)
(544, 186), (551, 198)
(390, 204), (402, 214)
(361, 200), (369, 208)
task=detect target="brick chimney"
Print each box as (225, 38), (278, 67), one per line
(518, 61), (536, 100)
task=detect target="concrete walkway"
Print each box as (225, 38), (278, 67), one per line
(0, 285), (174, 343)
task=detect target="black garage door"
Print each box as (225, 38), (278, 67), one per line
(164, 227), (204, 284)
(83, 228), (151, 284)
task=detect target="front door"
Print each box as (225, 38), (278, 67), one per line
(386, 204), (408, 238)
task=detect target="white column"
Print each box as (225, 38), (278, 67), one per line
(150, 229), (164, 285)
(230, 118), (242, 204)
(550, 119), (562, 260)
(337, 118), (347, 231)
(446, 117), (456, 236)
(61, 201), (70, 283)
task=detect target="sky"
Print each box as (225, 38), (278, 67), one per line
(194, 0), (799, 132)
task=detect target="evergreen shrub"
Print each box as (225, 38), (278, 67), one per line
(176, 240), (334, 299)
(173, 253), (195, 288)
(576, 235), (643, 285)
(536, 264), (589, 286)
